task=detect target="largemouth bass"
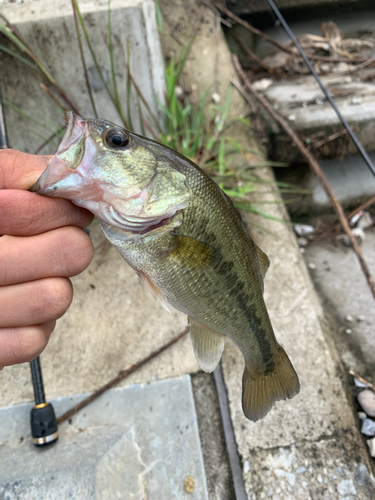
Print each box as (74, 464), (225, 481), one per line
(31, 111), (299, 421)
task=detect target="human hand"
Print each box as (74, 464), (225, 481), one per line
(0, 149), (94, 369)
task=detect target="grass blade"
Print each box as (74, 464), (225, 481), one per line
(71, 0), (98, 118)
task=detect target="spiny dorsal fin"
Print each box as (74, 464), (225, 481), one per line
(189, 318), (224, 372)
(255, 245), (270, 280)
(137, 270), (171, 313)
(169, 235), (214, 269)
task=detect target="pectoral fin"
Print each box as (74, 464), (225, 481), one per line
(169, 235), (214, 269)
(189, 319), (224, 372)
(137, 271), (171, 313)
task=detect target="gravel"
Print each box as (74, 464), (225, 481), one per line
(358, 390), (375, 417)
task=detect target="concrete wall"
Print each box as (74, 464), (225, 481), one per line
(0, 0), (165, 154)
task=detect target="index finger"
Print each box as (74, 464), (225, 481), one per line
(0, 149), (50, 190)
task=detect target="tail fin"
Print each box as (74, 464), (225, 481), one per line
(242, 345), (300, 422)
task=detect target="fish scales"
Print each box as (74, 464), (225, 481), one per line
(31, 111), (300, 421)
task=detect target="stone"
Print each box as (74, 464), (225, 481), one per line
(361, 418), (375, 437)
(297, 237), (309, 247)
(357, 212), (374, 231)
(354, 379), (368, 389)
(366, 437), (375, 457)
(294, 224), (315, 237)
(357, 412), (367, 420)
(354, 463), (370, 487)
(358, 390), (375, 417)
(337, 479), (357, 496)
(308, 262), (317, 270)
(352, 227), (365, 244)
(345, 315), (354, 323)
(252, 78), (273, 92)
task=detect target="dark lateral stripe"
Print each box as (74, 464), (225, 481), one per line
(249, 318), (274, 372)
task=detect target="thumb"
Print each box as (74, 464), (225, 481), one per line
(0, 149), (51, 190)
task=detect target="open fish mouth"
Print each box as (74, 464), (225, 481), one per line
(30, 111), (88, 196)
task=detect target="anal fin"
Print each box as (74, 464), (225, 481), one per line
(190, 319), (224, 373)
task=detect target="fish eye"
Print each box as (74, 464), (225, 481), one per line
(105, 129), (130, 148)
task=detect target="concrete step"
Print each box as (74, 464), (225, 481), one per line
(262, 72), (375, 162)
(275, 152), (375, 215)
(225, 0), (369, 16)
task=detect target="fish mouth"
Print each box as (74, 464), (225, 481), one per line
(30, 111), (88, 196)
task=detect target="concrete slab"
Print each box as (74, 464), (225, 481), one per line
(1, 0), (164, 153)
(243, 438), (374, 500)
(0, 223), (199, 407)
(0, 375), (209, 500)
(304, 230), (375, 377)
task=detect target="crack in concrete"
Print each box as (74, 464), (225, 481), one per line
(130, 425), (162, 500)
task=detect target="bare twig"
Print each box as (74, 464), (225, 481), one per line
(233, 55), (375, 301)
(56, 326), (190, 424)
(349, 370), (375, 391)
